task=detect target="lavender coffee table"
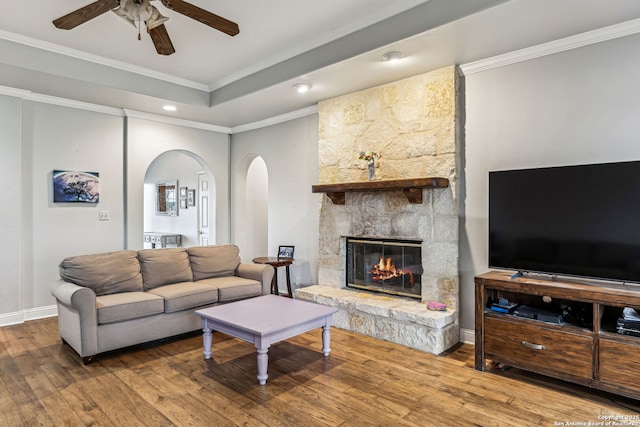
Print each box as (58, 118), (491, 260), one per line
(195, 295), (338, 385)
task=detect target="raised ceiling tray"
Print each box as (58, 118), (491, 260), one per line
(312, 177), (449, 205)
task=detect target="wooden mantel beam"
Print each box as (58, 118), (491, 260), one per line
(311, 177), (449, 205)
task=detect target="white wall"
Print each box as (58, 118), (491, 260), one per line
(461, 33), (640, 330)
(231, 114), (320, 291)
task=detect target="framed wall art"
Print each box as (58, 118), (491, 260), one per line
(187, 189), (196, 207)
(53, 170), (100, 203)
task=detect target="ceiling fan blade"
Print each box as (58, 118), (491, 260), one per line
(53, 0), (120, 30)
(149, 24), (176, 55)
(160, 0), (239, 36)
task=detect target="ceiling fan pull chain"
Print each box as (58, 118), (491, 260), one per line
(138, 17), (141, 40)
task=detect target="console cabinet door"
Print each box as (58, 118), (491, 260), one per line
(599, 338), (640, 395)
(484, 317), (593, 381)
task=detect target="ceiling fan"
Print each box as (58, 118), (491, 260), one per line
(53, 0), (239, 56)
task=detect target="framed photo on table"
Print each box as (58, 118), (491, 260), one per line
(278, 245), (294, 259)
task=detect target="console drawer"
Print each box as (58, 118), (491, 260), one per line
(484, 316), (593, 380)
(599, 338), (640, 394)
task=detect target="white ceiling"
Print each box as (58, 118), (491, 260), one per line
(2, 0), (640, 129)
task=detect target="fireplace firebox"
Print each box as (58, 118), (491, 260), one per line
(346, 237), (422, 299)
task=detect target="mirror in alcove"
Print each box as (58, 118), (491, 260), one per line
(156, 180), (178, 216)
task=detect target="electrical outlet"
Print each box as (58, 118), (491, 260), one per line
(99, 211), (110, 221)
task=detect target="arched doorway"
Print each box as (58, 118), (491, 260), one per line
(143, 150), (215, 248)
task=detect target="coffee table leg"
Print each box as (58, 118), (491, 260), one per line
(202, 326), (213, 360)
(256, 347), (269, 385)
(322, 324), (331, 357)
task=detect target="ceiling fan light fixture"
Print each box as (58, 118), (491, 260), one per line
(382, 51), (405, 63)
(293, 83), (311, 93)
(146, 10), (169, 30)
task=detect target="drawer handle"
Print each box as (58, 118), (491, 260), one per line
(521, 341), (545, 351)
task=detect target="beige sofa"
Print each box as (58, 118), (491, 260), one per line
(51, 244), (274, 363)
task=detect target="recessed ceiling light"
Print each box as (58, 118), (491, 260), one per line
(163, 105), (177, 112)
(293, 83), (311, 93)
(382, 51), (405, 63)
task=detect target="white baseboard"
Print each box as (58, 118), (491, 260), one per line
(0, 305), (57, 327)
(460, 327), (475, 345)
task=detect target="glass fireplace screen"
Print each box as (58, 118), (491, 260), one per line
(346, 237), (422, 299)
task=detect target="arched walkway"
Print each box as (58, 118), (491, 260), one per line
(143, 150), (216, 248)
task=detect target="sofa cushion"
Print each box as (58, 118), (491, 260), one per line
(147, 282), (219, 313)
(96, 292), (164, 324)
(197, 276), (262, 302)
(59, 250), (143, 296)
(188, 245), (241, 281)
(137, 248), (193, 290)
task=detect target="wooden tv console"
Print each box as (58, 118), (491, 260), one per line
(476, 271), (640, 400)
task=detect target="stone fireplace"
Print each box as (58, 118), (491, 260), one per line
(295, 66), (460, 354)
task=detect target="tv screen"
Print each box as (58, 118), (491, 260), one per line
(489, 161), (640, 283)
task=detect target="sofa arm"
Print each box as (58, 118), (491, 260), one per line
(237, 262), (274, 295)
(51, 280), (98, 359)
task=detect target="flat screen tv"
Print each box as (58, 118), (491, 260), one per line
(489, 161), (640, 283)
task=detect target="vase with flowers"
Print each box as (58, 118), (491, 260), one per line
(359, 150), (381, 181)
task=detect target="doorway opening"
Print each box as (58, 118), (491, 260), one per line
(143, 150), (215, 248)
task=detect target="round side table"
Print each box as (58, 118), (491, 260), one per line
(252, 257), (294, 297)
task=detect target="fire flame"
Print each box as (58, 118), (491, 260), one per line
(371, 257), (414, 284)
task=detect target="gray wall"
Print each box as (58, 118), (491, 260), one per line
(0, 96), (230, 323)
(20, 101), (125, 319)
(230, 114), (320, 292)
(3, 30), (640, 337)
(460, 32), (640, 331)
(126, 117), (231, 250)
(1, 95), (23, 316)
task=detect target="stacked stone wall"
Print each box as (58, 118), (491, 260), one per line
(316, 66), (460, 311)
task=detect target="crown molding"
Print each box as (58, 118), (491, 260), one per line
(124, 109), (231, 134)
(460, 17), (640, 76)
(0, 85), (124, 116)
(231, 105), (319, 134)
(0, 85), (233, 132)
(0, 30), (209, 92)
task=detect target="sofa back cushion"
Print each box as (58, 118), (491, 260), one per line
(138, 248), (193, 290)
(188, 245), (241, 281)
(59, 250), (143, 295)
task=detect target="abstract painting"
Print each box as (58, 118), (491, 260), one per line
(53, 170), (100, 203)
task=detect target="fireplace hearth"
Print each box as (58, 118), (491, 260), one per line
(346, 237), (422, 299)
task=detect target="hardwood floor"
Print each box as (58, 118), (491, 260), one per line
(1, 317), (639, 426)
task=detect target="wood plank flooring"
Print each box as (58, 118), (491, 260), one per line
(1, 317), (639, 426)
